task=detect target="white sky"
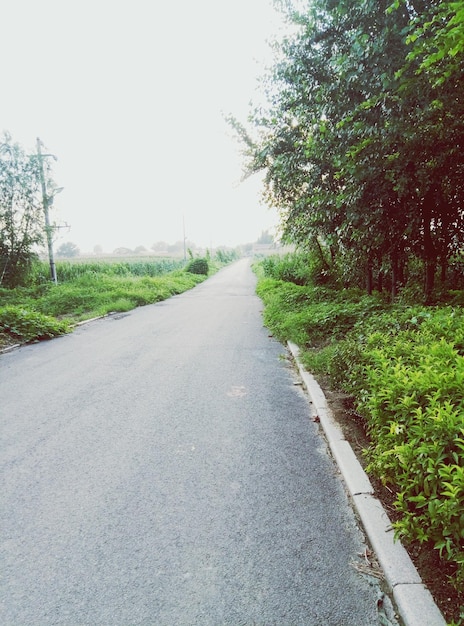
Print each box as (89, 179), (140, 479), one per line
(1, 0), (284, 253)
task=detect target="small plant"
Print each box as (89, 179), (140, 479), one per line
(0, 305), (71, 342)
(215, 249), (238, 264)
(185, 257), (209, 275)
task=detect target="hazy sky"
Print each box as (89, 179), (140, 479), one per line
(1, 0), (284, 252)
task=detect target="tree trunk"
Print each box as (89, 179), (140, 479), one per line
(440, 258), (447, 284)
(422, 188), (437, 303)
(391, 250), (398, 300)
(377, 271), (383, 293)
(424, 260), (436, 302)
(366, 257), (373, 295)
(313, 236), (331, 271)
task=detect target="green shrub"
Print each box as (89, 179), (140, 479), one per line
(185, 257), (209, 275)
(215, 249), (238, 264)
(356, 333), (464, 583)
(0, 306), (71, 342)
(260, 253), (312, 285)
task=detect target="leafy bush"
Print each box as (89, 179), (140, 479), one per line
(260, 252), (319, 285)
(0, 250), (37, 288)
(185, 257), (209, 275)
(357, 331), (464, 583)
(0, 306), (71, 342)
(215, 249), (238, 264)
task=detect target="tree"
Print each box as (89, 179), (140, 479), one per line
(395, 0), (464, 82)
(257, 230), (274, 244)
(151, 241), (168, 253)
(234, 0), (412, 292)
(0, 134), (46, 286)
(389, 0), (464, 297)
(231, 0), (464, 299)
(56, 241), (80, 258)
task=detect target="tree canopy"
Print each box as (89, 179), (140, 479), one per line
(0, 135), (44, 286)
(232, 0), (464, 299)
(56, 241), (80, 258)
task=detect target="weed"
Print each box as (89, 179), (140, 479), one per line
(185, 258), (209, 275)
(0, 306), (71, 342)
(0, 261), (208, 341)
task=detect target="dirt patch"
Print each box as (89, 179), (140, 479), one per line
(0, 332), (20, 352)
(318, 375), (463, 625)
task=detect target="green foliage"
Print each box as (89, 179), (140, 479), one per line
(56, 241), (80, 258)
(0, 260), (207, 335)
(400, 0), (464, 83)
(29, 257), (186, 283)
(257, 273), (383, 348)
(233, 0), (464, 300)
(260, 252), (314, 285)
(215, 249), (239, 264)
(28, 271), (204, 319)
(0, 134), (48, 287)
(361, 333), (464, 585)
(185, 257), (209, 275)
(0, 305), (71, 342)
(255, 253), (464, 587)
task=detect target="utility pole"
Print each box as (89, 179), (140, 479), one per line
(36, 137), (57, 284)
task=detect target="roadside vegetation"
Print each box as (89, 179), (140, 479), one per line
(255, 252), (464, 624)
(230, 3), (464, 620)
(0, 252), (237, 346)
(2, 0), (463, 620)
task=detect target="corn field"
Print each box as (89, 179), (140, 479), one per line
(32, 257), (186, 283)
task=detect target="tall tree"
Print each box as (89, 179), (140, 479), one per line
(387, 0), (464, 297)
(232, 0), (464, 298)
(0, 134), (54, 287)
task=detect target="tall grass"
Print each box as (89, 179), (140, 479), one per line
(30, 257), (186, 283)
(0, 257), (212, 341)
(31, 271), (204, 319)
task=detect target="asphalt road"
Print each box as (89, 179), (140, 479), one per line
(1, 259), (383, 625)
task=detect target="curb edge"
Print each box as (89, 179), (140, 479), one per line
(287, 341), (446, 626)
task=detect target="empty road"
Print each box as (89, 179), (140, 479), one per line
(1, 259), (384, 625)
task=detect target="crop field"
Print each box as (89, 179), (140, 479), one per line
(34, 256), (187, 283)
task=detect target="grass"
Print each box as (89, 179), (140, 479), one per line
(0, 257), (218, 343)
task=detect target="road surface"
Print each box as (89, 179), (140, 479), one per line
(1, 259), (384, 625)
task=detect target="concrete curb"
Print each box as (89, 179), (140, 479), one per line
(287, 341), (447, 626)
(0, 342), (21, 355)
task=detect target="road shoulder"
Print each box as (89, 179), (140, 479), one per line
(287, 341), (446, 626)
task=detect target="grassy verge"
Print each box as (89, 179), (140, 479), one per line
(0, 257), (219, 345)
(255, 255), (464, 623)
